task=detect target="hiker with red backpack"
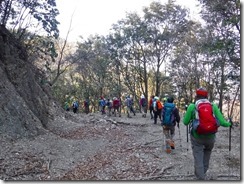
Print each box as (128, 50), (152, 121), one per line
(112, 97), (121, 117)
(84, 99), (89, 114)
(161, 96), (180, 154)
(153, 96), (163, 124)
(183, 88), (232, 180)
(149, 95), (154, 119)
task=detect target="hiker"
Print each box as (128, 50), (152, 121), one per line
(124, 95), (135, 118)
(64, 101), (70, 111)
(161, 96), (180, 154)
(112, 97), (121, 117)
(140, 94), (147, 118)
(106, 98), (113, 116)
(185, 104), (188, 111)
(163, 97), (167, 104)
(99, 96), (106, 115)
(149, 95), (154, 119)
(153, 96), (163, 124)
(84, 99), (89, 114)
(183, 88), (232, 180)
(129, 97), (136, 116)
(72, 100), (79, 113)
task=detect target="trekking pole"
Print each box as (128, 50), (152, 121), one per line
(178, 123), (182, 148)
(186, 125), (189, 151)
(229, 125), (231, 153)
(228, 117), (232, 152)
(228, 117), (233, 179)
(161, 126), (165, 151)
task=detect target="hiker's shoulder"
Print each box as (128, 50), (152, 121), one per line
(187, 103), (195, 110)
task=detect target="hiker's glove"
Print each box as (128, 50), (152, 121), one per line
(228, 118), (233, 128)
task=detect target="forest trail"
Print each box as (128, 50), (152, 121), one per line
(0, 111), (241, 181)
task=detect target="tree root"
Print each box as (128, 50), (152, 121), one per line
(137, 165), (174, 180)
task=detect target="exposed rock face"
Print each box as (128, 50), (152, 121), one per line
(0, 25), (60, 139)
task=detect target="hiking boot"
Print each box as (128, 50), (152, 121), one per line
(165, 140), (171, 153)
(170, 141), (175, 149)
(166, 148), (171, 154)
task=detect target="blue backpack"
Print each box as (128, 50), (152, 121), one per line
(100, 99), (105, 106)
(162, 103), (176, 126)
(127, 98), (132, 107)
(73, 101), (78, 108)
(107, 101), (112, 108)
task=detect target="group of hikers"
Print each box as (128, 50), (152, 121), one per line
(98, 96), (122, 117)
(64, 99), (89, 114)
(64, 88), (232, 180)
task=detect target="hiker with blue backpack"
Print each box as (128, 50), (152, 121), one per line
(183, 88), (232, 180)
(161, 96), (180, 154)
(72, 100), (79, 113)
(99, 96), (106, 115)
(106, 98), (113, 116)
(125, 95), (135, 118)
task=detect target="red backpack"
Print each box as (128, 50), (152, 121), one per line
(193, 99), (219, 134)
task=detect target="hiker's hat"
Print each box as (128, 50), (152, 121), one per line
(196, 88), (208, 97)
(154, 96), (159, 100)
(167, 96), (174, 103)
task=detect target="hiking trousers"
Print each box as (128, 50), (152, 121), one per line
(149, 106), (154, 119)
(190, 134), (215, 180)
(141, 106), (147, 117)
(84, 106), (89, 114)
(163, 125), (175, 140)
(113, 106), (121, 117)
(162, 125), (175, 151)
(73, 107), (78, 113)
(126, 106), (133, 117)
(153, 109), (162, 124)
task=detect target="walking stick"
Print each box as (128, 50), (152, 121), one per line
(186, 124), (189, 151)
(229, 124), (231, 152)
(161, 126), (165, 151)
(228, 117), (233, 179)
(178, 123), (182, 148)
